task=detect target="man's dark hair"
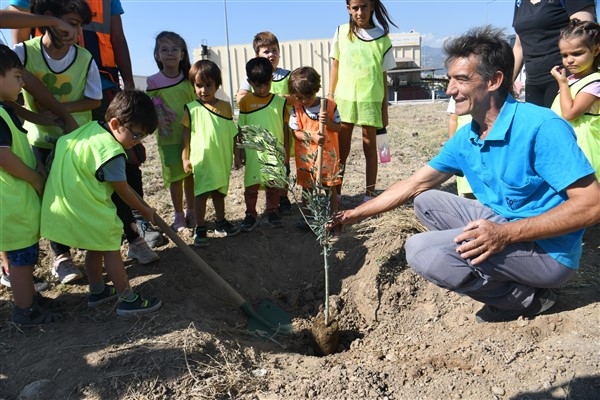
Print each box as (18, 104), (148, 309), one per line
(105, 90), (158, 134)
(0, 45), (24, 76)
(245, 57), (273, 85)
(443, 25), (514, 98)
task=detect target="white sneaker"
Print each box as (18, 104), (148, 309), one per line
(173, 212), (186, 232)
(52, 254), (84, 284)
(127, 237), (160, 264)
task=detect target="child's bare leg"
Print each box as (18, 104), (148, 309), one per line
(102, 251), (130, 294)
(85, 251), (105, 287)
(195, 194), (209, 227)
(183, 175), (195, 212)
(169, 179), (184, 213)
(362, 125), (378, 197)
(336, 122), (354, 195)
(213, 192), (226, 221)
(10, 265), (34, 308)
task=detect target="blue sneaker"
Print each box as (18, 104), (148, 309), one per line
(88, 285), (118, 307)
(117, 293), (162, 316)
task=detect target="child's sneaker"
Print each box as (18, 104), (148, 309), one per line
(193, 226), (209, 248)
(240, 215), (258, 232)
(267, 212), (284, 228)
(136, 217), (168, 248)
(214, 219), (241, 237)
(278, 196), (293, 216)
(185, 208), (196, 228)
(173, 211), (186, 232)
(116, 293), (162, 316)
(127, 237), (160, 264)
(52, 254), (84, 284)
(87, 284), (118, 307)
(11, 303), (62, 326)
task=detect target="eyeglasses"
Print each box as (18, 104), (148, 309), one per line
(124, 126), (150, 141)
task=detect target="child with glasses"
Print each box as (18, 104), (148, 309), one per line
(41, 90), (162, 316)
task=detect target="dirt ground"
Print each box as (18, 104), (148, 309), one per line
(1, 102), (599, 400)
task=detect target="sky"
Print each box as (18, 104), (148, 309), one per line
(0, 0), (515, 77)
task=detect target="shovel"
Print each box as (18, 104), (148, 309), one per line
(133, 192), (292, 336)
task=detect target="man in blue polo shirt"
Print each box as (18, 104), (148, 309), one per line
(331, 26), (600, 323)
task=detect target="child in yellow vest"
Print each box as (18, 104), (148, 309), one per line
(238, 58), (289, 231)
(146, 31), (196, 232)
(0, 45), (62, 325)
(182, 60), (241, 248)
(550, 19), (600, 179)
(41, 90), (162, 316)
(236, 31), (294, 215)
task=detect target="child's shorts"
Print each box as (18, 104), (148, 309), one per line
(5, 243), (40, 267)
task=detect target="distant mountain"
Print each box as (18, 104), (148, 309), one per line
(421, 46), (447, 76)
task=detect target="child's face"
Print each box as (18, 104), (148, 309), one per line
(248, 80), (272, 98)
(53, 13), (84, 47)
(256, 46), (280, 69)
(157, 39), (183, 70)
(294, 93), (318, 108)
(347, 0), (374, 29)
(559, 38), (599, 77)
(0, 68), (24, 102)
(193, 76), (217, 104)
(109, 119), (151, 149)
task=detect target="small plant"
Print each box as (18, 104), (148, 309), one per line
(239, 124), (340, 326)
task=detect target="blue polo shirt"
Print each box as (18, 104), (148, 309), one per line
(430, 95), (595, 269)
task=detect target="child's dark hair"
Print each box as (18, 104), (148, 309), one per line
(105, 90), (158, 134)
(188, 59), (223, 89)
(31, 0), (93, 30)
(560, 19), (600, 69)
(288, 67), (321, 96)
(154, 31), (192, 75)
(252, 31), (279, 54)
(346, 0), (398, 39)
(0, 45), (24, 76)
(245, 57), (273, 84)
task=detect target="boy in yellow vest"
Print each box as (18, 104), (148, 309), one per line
(0, 45), (62, 325)
(41, 90), (162, 316)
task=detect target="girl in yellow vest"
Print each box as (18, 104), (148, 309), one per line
(182, 60), (241, 248)
(328, 0), (398, 202)
(550, 19), (600, 179)
(146, 31), (196, 232)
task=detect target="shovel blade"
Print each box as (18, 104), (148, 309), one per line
(244, 300), (293, 337)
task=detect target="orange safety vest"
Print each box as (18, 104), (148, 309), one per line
(80, 0), (119, 85)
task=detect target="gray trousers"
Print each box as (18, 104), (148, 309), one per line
(404, 190), (575, 310)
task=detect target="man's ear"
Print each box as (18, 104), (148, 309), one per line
(488, 71), (504, 92)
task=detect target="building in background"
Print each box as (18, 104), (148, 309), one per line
(193, 32), (442, 107)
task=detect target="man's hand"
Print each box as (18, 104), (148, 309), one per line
(454, 219), (510, 265)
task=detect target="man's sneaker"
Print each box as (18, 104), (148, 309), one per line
(52, 255), (84, 284)
(214, 219), (241, 237)
(88, 285), (118, 307)
(185, 209), (196, 228)
(1, 270), (50, 292)
(116, 293), (162, 316)
(240, 215), (258, 232)
(267, 212), (284, 228)
(278, 196), (293, 216)
(475, 288), (557, 323)
(11, 303), (62, 326)
(136, 217), (168, 248)
(193, 226), (209, 248)
(127, 237), (160, 264)
(173, 212), (186, 232)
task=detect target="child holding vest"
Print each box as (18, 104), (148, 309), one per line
(146, 31), (196, 232)
(41, 90), (162, 316)
(550, 19), (600, 179)
(238, 57), (289, 231)
(287, 67), (342, 228)
(182, 60), (241, 248)
(0, 45), (62, 325)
